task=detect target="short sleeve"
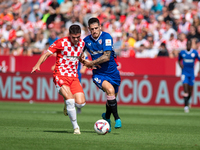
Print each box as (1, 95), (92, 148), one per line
(48, 39), (61, 54)
(103, 33), (113, 52)
(196, 50), (200, 61)
(178, 51), (182, 61)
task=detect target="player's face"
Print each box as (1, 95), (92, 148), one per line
(186, 41), (191, 50)
(70, 33), (81, 45)
(88, 23), (101, 39)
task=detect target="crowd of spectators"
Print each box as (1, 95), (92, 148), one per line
(0, 0), (200, 58)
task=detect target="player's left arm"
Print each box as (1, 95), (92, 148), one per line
(83, 51), (111, 68)
(196, 51), (200, 77)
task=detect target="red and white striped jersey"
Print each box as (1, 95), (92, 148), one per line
(166, 39), (178, 53)
(21, 21), (34, 33)
(12, 2), (21, 10)
(177, 39), (187, 51)
(12, 18), (23, 30)
(136, 20), (148, 33)
(48, 37), (85, 77)
(178, 21), (191, 34)
(34, 20), (46, 30)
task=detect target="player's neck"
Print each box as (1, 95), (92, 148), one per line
(91, 31), (102, 41)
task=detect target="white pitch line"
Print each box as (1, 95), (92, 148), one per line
(0, 111), (58, 114)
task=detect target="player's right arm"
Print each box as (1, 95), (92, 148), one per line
(31, 39), (61, 73)
(31, 51), (52, 73)
(178, 51), (183, 69)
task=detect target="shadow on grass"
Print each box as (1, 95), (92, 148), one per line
(43, 130), (95, 134)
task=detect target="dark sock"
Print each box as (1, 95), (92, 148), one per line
(187, 95), (191, 106)
(107, 99), (120, 120)
(105, 103), (111, 119)
(184, 96), (189, 106)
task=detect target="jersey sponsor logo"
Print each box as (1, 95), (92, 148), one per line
(89, 50), (103, 55)
(105, 39), (111, 46)
(98, 39), (102, 44)
(65, 56), (79, 61)
(191, 53), (195, 57)
(183, 59), (194, 63)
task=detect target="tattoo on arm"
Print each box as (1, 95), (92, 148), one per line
(90, 51), (111, 66)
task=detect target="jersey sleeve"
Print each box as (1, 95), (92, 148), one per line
(195, 50), (200, 61)
(178, 51), (182, 61)
(102, 33), (113, 52)
(83, 38), (88, 52)
(47, 39), (62, 54)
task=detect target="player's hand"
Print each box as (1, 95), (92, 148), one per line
(51, 64), (55, 71)
(79, 53), (85, 63)
(83, 59), (93, 68)
(198, 70), (200, 77)
(92, 65), (101, 69)
(31, 65), (40, 73)
(180, 64), (183, 69)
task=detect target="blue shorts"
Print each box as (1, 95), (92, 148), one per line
(92, 73), (121, 94)
(181, 74), (195, 86)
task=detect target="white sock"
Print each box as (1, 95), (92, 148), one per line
(65, 99), (79, 129)
(184, 106), (189, 110)
(75, 102), (86, 108)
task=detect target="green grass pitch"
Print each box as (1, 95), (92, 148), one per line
(0, 101), (200, 150)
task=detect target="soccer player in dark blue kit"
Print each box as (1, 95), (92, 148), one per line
(178, 40), (200, 113)
(81, 17), (122, 132)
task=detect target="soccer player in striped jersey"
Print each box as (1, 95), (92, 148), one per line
(31, 25), (86, 134)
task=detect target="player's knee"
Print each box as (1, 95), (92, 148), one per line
(75, 102), (86, 108)
(103, 86), (115, 95)
(183, 93), (189, 97)
(66, 99), (75, 110)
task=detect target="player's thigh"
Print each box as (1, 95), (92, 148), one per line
(188, 76), (195, 86)
(53, 75), (73, 99)
(74, 92), (86, 104)
(102, 80), (115, 95)
(59, 85), (74, 99)
(70, 78), (85, 104)
(183, 83), (189, 93)
(181, 74), (189, 86)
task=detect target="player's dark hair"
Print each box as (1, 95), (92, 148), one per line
(69, 24), (81, 34)
(88, 17), (100, 26)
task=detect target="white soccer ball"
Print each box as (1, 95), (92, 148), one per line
(94, 119), (110, 135)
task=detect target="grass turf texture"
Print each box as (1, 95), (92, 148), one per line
(0, 102), (200, 150)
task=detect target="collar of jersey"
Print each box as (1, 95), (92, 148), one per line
(185, 49), (194, 54)
(91, 31), (102, 41)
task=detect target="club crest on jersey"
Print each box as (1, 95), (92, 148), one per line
(59, 79), (64, 85)
(191, 53), (195, 57)
(98, 39), (102, 44)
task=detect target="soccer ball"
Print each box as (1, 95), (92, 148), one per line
(94, 119), (110, 135)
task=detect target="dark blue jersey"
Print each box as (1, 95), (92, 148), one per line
(83, 31), (118, 75)
(178, 49), (200, 76)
